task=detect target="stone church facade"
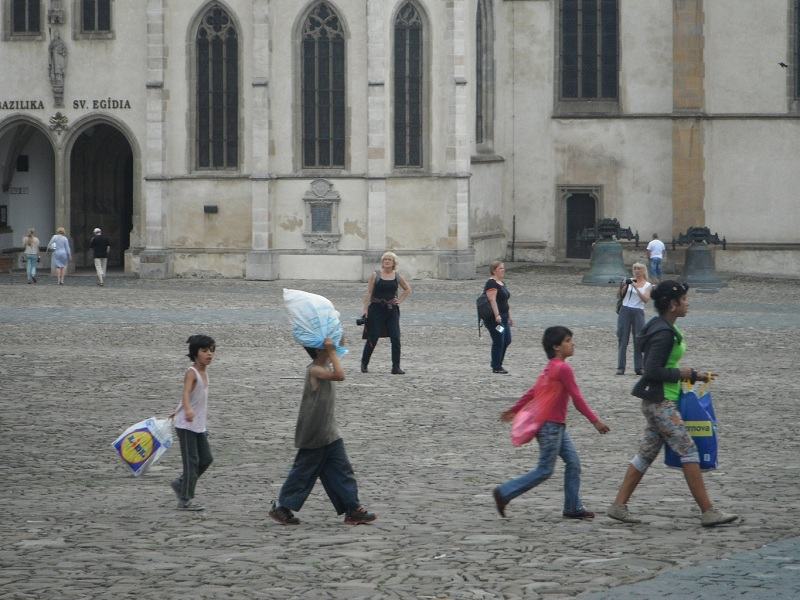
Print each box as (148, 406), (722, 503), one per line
(1, 0), (799, 280)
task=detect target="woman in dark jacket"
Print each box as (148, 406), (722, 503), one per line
(606, 280), (738, 528)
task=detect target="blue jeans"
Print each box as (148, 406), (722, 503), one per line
(497, 422), (584, 513)
(488, 313), (512, 370)
(25, 255), (37, 282)
(649, 257), (663, 278)
(278, 438), (360, 515)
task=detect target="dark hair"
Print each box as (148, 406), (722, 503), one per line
(186, 334), (216, 361)
(304, 346), (319, 359)
(651, 280), (689, 314)
(542, 326), (573, 359)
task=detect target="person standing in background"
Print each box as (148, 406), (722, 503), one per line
(646, 234), (666, 282)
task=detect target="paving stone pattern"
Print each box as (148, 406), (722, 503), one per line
(1, 266), (799, 600)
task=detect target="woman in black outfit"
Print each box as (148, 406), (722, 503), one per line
(484, 260), (512, 374)
(360, 251), (412, 374)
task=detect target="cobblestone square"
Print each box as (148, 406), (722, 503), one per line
(1, 267), (799, 599)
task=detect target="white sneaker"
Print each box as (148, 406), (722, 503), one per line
(607, 503), (642, 524)
(701, 507), (738, 527)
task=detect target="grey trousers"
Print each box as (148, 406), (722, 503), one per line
(175, 428), (213, 501)
(617, 306), (645, 372)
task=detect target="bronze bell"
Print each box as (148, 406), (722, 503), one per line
(581, 239), (628, 285)
(683, 243), (727, 288)
(674, 227), (727, 289)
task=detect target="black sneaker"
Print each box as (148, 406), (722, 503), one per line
(563, 509), (595, 520)
(492, 368), (508, 374)
(269, 501), (300, 525)
(391, 367), (405, 374)
(492, 487), (507, 518)
(177, 500), (205, 511)
(344, 506), (376, 524)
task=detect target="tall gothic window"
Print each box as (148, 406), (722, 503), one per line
(795, 0), (800, 99)
(196, 5), (239, 169)
(302, 2), (346, 168)
(81, 0), (110, 32)
(394, 2), (423, 168)
(11, 0), (40, 34)
(560, 0), (618, 100)
(476, 0), (494, 146)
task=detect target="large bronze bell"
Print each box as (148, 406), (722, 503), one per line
(674, 227), (727, 289)
(580, 218), (638, 286)
(581, 239), (627, 285)
(683, 243), (727, 288)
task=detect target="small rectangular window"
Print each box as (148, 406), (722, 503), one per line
(16, 155), (29, 172)
(11, 0), (40, 34)
(82, 0), (111, 33)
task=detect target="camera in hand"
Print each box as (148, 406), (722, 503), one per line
(356, 317), (367, 326)
(624, 278), (634, 285)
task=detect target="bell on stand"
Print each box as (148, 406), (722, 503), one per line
(580, 218), (639, 286)
(673, 227), (727, 289)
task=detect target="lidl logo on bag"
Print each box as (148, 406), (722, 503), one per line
(114, 428), (162, 468)
(684, 421), (713, 437)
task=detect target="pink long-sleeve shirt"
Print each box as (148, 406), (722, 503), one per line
(508, 358), (599, 425)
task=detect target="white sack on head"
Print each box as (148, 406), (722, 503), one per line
(283, 288), (348, 356)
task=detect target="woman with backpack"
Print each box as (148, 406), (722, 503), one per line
(484, 261), (512, 374)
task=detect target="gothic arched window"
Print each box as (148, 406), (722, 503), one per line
(394, 2), (423, 168)
(560, 0), (618, 101)
(795, 0), (800, 99)
(196, 4), (239, 169)
(476, 0), (494, 146)
(301, 2), (346, 168)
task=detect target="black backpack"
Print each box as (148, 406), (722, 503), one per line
(476, 292), (493, 335)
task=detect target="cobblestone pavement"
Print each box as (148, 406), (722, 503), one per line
(1, 266), (799, 600)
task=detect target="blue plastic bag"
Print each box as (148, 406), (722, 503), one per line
(664, 383), (718, 471)
(283, 288), (348, 356)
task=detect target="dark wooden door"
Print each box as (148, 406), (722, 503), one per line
(566, 193), (596, 258)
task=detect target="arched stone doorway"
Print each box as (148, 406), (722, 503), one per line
(69, 123), (133, 268)
(0, 120), (55, 252)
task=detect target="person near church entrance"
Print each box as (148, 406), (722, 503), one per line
(22, 229), (40, 284)
(47, 227), (71, 285)
(646, 233), (666, 281)
(360, 251), (412, 374)
(89, 227), (111, 286)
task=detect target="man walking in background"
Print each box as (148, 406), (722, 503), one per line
(89, 227), (111, 286)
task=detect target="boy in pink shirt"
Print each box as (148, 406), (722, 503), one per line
(493, 326), (609, 519)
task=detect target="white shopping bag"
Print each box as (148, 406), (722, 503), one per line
(112, 417), (174, 476)
(283, 288), (347, 356)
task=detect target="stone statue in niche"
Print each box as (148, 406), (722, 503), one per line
(48, 31), (67, 107)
